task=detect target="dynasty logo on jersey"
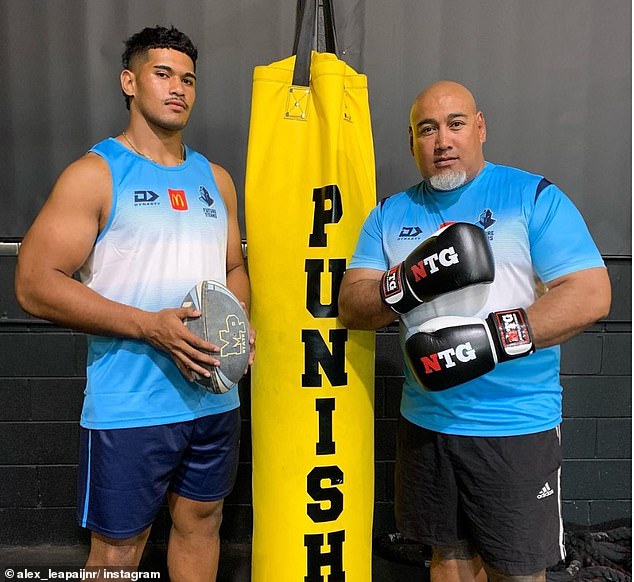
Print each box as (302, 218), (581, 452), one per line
(398, 226), (423, 238)
(134, 190), (160, 206)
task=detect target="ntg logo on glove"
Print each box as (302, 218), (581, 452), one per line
(419, 340), (477, 374)
(405, 309), (535, 391)
(380, 222), (495, 314)
(408, 246), (460, 281)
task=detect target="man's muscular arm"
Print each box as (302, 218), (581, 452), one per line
(338, 268), (398, 330)
(212, 163), (250, 313)
(212, 162), (255, 366)
(405, 266), (611, 391)
(15, 153), (219, 382)
(526, 267), (611, 348)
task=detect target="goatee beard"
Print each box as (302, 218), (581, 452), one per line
(428, 170), (467, 191)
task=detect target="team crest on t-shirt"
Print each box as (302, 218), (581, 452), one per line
(478, 209), (496, 240)
(478, 208), (496, 229)
(199, 185), (217, 218)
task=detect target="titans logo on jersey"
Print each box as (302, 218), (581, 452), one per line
(199, 185), (217, 218)
(478, 209), (496, 240)
(478, 208), (496, 229)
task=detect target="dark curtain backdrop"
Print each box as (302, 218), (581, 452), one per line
(1, 0), (631, 255)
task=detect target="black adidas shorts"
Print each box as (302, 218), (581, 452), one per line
(395, 416), (566, 575)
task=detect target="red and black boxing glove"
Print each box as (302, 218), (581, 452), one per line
(405, 308), (535, 391)
(380, 222), (495, 314)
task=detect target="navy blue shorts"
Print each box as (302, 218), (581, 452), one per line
(77, 408), (240, 539)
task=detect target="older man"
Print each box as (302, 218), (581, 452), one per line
(338, 81), (611, 582)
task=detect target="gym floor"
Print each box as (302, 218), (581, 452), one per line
(1, 543), (428, 581)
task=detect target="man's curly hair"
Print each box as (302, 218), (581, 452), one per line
(121, 25), (198, 109)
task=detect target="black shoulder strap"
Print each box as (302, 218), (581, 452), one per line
(322, 0), (338, 55)
(292, 0), (338, 87)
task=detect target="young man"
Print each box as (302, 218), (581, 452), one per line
(338, 81), (611, 581)
(15, 26), (253, 581)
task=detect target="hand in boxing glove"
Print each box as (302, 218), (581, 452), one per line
(380, 222), (495, 314)
(405, 308), (535, 391)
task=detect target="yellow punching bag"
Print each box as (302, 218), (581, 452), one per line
(245, 1), (376, 580)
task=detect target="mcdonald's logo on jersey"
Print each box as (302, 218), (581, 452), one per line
(168, 189), (189, 211)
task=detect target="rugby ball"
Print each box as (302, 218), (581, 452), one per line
(181, 280), (250, 393)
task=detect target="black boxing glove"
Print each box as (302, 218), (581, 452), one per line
(405, 308), (535, 391)
(380, 222), (495, 314)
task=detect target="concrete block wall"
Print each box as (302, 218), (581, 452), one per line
(0, 250), (630, 545)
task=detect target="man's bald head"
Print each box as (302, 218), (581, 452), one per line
(410, 81), (479, 125)
(409, 81), (486, 190)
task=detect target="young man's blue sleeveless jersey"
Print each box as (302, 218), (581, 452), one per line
(77, 138), (239, 429)
(349, 162), (604, 436)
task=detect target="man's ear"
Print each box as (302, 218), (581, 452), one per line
(120, 69), (136, 100)
(477, 111), (487, 145)
(408, 126), (414, 156)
